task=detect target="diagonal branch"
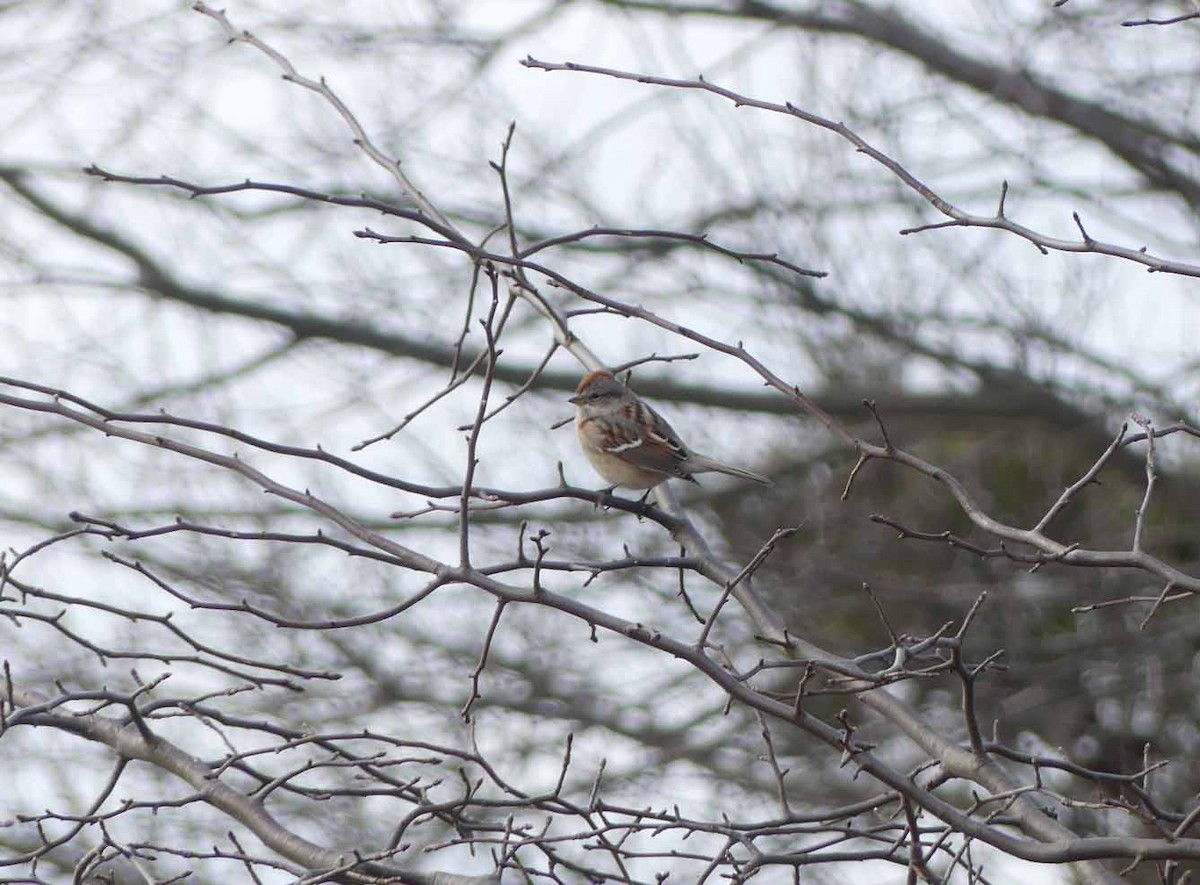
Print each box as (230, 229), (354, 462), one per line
(9, 686), (498, 885)
(521, 56), (1200, 277)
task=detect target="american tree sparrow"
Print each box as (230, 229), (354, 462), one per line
(570, 370), (771, 490)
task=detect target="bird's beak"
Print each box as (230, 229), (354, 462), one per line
(568, 394), (584, 405)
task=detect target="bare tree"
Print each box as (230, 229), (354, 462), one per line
(3, 2), (1200, 883)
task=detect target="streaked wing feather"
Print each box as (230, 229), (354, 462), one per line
(610, 401), (691, 477)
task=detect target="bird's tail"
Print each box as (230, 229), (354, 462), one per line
(691, 455), (772, 486)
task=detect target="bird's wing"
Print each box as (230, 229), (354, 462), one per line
(605, 401), (692, 478)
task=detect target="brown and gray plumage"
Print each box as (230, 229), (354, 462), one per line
(570, 370), (771, 490)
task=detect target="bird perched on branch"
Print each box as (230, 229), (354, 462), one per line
(570, 370), (771, 490)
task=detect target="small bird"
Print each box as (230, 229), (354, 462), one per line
(570, 370), (771, 490)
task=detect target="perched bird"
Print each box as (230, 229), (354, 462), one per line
(570, 370), (771, 490)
